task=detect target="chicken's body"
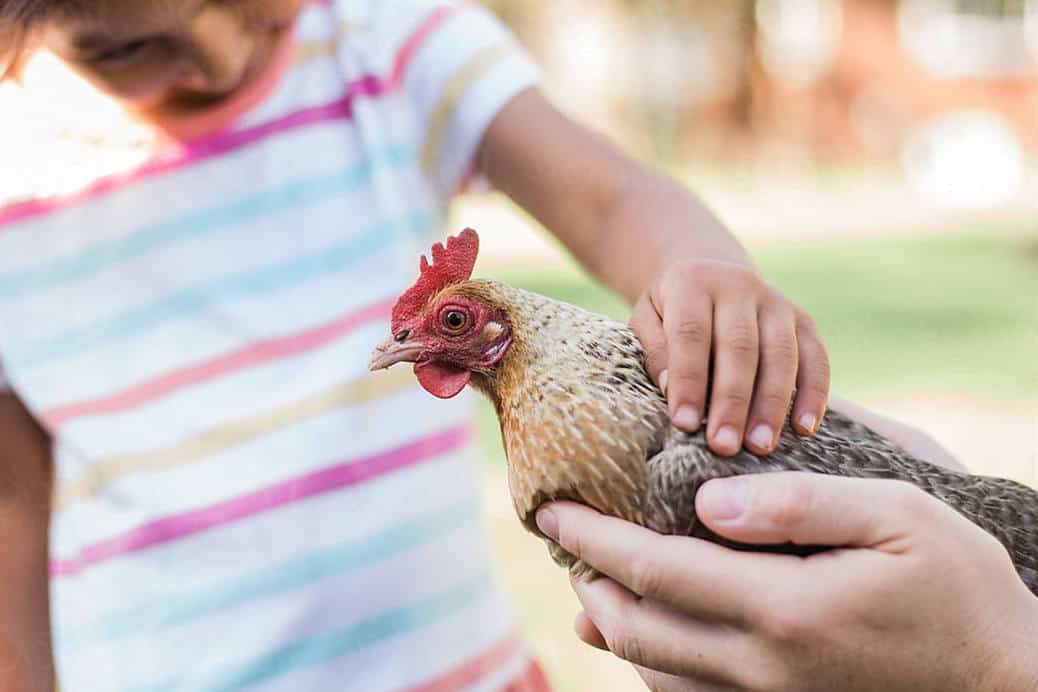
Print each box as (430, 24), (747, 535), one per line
(369, 229), (1038, 596)
(465, 281), (1038, 593)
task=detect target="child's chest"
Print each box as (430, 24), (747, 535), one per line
(0, 107), (445, 472)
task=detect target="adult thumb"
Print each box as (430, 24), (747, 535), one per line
(695, 472), (934, 550)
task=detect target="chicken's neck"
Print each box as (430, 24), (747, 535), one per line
(467, 281), (670, 525)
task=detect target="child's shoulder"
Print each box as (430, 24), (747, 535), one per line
(327, 0), (463, 61)
(0, 81), (154, 205)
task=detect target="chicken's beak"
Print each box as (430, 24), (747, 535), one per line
(368, 337), (425, 371)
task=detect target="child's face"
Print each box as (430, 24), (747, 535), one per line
(39, 0), (306, 118)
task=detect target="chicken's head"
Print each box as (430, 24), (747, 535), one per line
(368, 228), (513, 399)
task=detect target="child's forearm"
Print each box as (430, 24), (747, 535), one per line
(0, 394), (56, 692)
(480, 88), (750, 304)
(0, 515), (55, 692)
(589, 169), (752, 303)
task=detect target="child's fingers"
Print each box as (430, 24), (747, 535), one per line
(658, 285), (713, 432)
(706, 298), (759, 455)
(629, 293), (668, 392)
(791, 315), (830, 436)
(745, 307), (798, 454)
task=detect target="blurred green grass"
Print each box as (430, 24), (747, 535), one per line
(475, 224), (1037, 458)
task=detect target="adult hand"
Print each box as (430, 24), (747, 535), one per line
(536, 473), (1038, 692)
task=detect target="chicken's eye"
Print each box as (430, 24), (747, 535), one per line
(442, 310), (468, 332)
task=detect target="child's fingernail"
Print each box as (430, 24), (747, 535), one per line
(673, 405), (699, 430)
(659, 369), (669, 397)
(749, 424), (773, 450)
(714, 425), (739, 451)
(536, 507), (559, 539)
(698, 478), (748, 520)
(798, 413), (817, 434)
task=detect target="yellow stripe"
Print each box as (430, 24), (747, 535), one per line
(294, 39), (337, 66)
(420, 43), (514, 182)
(55, 368), (417, 510)
(293, 19), (364, 66)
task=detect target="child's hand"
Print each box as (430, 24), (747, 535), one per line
(630, 258), (829, 456)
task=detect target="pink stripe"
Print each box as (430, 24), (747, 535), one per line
(506, 661), (554, 692)
(388, 6), (456, 88)
(400, 634), (527, 692)
(0, 5), (457, 229)
(42, 297), (393, 428)
(50, 425), (470, 578)
(0, 89), (370, 228)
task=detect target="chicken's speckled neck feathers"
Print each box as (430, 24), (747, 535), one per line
(456, 280), (670, 532)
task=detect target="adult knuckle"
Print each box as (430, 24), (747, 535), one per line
(760, 597), (816, 646)
(740, 661), (793, 692)
(762, 477), (814, 530)
(639, 670), (668, 692)
(555, 521), (584, 559)
(626, 555), (666, 600)
(889, 481), (934, 522)
(608, 627), (647, 666)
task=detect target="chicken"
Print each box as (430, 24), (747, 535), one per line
(369, 229), (1038, 594)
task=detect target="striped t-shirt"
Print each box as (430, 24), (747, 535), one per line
(0, 1), (551, 690)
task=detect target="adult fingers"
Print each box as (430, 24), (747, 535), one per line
(635, 666), (736, 692)
(574, 610), (608, 650)
(695, 472), (937, 551)
(537, 501), (774, 623)
(573, 577), (748, 682)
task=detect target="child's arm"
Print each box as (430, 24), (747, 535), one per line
(479, 88), (830, 457)
(0, 393), (55, 692)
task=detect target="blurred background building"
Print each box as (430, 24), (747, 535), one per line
(483, 0), (1035, 177)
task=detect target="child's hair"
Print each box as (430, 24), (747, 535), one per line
(1, 0), (55, 32)
(1, 0), (66, 77)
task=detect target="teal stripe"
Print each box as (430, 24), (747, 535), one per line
(0, 144), (414, 302)
(58, 499), (480, 650)
(9, 209), (433, 370)
(130, 573), (493, 692)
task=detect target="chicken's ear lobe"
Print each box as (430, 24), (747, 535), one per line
(391, 228), (481, 330)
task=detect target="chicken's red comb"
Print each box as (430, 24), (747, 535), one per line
(391, 228), (480, 330)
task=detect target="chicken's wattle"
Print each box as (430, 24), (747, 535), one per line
(414, 360), (471, 399)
